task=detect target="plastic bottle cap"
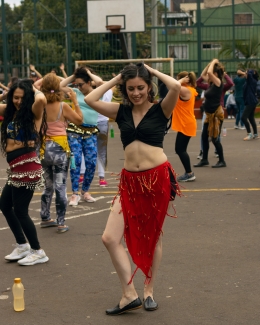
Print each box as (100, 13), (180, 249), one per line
(14, 278), (21, 283)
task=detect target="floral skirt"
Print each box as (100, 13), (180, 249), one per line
(116, 161), (181, 284)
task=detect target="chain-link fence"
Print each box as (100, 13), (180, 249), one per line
(0, 0), (260, 83)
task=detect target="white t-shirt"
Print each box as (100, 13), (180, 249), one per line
(97, 89), (113, 123)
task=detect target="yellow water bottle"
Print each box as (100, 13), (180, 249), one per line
(12, 278), (25, 312)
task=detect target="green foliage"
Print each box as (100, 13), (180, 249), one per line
(218, 37), (260, 72)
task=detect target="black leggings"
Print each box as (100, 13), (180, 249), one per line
(0, 184), (40, 250)
(202, 122), (225, 162)
(241, 104), (257, 134)
(175, 132), (192, 173)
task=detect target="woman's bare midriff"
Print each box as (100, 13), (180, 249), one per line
(124, 140), (167, 171)
(6, 139), (35, 153)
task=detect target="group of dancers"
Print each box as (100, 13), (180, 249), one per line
(0, 58), (259, 315)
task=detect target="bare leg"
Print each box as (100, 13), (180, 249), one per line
(144, 235), (162, 300)
(102, 197), (139, 308)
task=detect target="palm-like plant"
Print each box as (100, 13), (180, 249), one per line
(218, 37), (260, 70)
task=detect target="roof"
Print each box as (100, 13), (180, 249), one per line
(161, 12), (192, 18)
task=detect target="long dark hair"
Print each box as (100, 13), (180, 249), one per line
(119, 63), (155, 106)
(1, 79), (47, 155)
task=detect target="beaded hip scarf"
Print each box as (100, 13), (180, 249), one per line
(7, 151), (44, 190)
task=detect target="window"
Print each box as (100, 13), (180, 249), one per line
(169, 45), (188, 59)
(202, 43), (221, 50)
(235, 13), (252, 25)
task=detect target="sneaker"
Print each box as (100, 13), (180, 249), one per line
(99, 179), (108, 187)
(234, 125), (239, 129)
(40, 220), (58, 228)
(253, 134), (259, 139)
(68, 194), (80, 206)
(243, 133), (253, 141)
(18, 249), (49, 266)
(5, 243), (31, 261)
(197, 150), (203, 159)
(239, 126), (246, 130)
(228, 116), (231, 119)
(231, 116), (235, 119)
(57, 225), (69, 234)
(177, 172), (196, 182)
(81, 192), (96, 203)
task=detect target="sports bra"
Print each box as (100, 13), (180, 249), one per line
(7, 121), (37, 142)
(115, 102), (169, 150)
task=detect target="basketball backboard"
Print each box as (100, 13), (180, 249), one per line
(87, 0), (145, 34)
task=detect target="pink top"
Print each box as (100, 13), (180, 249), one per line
(46, 102), (68, 137)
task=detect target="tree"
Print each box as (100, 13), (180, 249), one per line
(218, 37), (260, 72)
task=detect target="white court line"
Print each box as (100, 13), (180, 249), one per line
(0, 208), (110, 231)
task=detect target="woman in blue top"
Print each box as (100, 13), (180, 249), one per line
(60, 67), (103, 206)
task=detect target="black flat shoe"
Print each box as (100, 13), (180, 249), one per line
(193, 159), (209, 167)
(106, 297), (142, 315)
(144, 296), (158, 311)
(212, 161), (226, 168)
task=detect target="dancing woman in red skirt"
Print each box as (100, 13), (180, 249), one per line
(85, 63), (181, 315)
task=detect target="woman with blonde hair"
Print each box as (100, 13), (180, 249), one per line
(35, 73), (83, 233)
(172, 71), (197, 182)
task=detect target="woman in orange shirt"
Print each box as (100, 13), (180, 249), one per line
(172, 71), (197, 182)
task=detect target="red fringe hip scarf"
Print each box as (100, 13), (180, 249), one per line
(117, 161), (181, 284)
(7, 151), (44, 190)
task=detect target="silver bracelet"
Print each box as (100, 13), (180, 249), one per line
(75, 103), (80, 107)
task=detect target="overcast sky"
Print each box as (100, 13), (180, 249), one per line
(5, 0), (21, 7)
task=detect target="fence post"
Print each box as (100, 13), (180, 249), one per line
(196, 0), (202, 75)
(65, 0), (72, 75)
(1, 0), (8, 84)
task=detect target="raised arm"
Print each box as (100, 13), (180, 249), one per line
(85, 76), (121, 121)
(64, 90), (83, 125)
(0, 82), (9, 92)
(196, 76), (209, 90)
(30, 64), (42, 79)
(223, 73), (234, 91)
(144, 64), (181, 118)
(60, 74), (75, 93)
(200, 63), (210, 82)
(33, 78), (43, 90)
(60, 63), (68, 78)
(178, 76), (191, 101)
(32, 89), (47, 122)
(86, 69), (103, 87)
(207, 59), (221, 87)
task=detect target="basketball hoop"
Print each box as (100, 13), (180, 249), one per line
(106, 25), (121, 34)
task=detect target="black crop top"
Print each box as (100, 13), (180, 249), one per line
(115, 102), (170, 150)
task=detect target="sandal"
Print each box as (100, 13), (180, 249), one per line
(57, 225), (69, 234)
